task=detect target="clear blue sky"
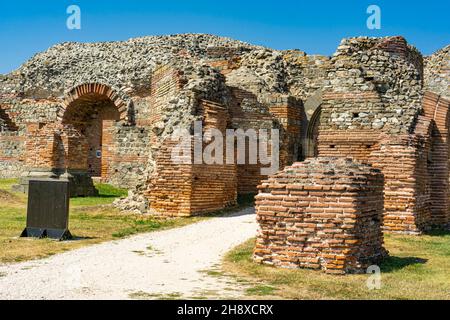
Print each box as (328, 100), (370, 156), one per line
(0, 0), (448, 74)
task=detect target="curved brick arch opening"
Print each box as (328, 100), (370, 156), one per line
(59, 83), (130, 122)
(422, 91), (450, 227)
(60, 84), (125, 178)
(305, 105), (321, 158)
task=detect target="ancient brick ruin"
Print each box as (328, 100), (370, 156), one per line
(0, 34), (448, 234)
(254, 158), (387, 274)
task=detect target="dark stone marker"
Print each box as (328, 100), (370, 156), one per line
(21, 179), (72, 241)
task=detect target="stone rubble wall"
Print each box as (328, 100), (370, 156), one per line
(321, 36), (423, 134)
(101, 124), (150, 189)
(0, 131), (25, 178)
(424, 45), (450, 99)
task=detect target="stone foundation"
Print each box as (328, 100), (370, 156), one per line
(254, 157), (387, 274)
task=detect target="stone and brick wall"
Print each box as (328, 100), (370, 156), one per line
(146, 100), (237, 217)
(254, 158), (387, 274)
(101, 124), (150, 189)
(422, 92), (450, 227)
(0, 132), (25, 178)
(0, 34), (449, 228)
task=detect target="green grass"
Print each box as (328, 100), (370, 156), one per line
(0, 179), (19, 190)
(245, 285), (277, 296)
(0, 178), (256, 264)
(223, 233), (450, 300)
(70, 183), (128, 207)
(0, 179), (198, 263)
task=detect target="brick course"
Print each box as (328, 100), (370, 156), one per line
(254, 157), (387, 274)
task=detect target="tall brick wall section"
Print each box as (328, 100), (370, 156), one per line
(254, 158), (387, 274)
(146, 139), (193, 216)
(422, 92), (450, 227)
(23, 123), (89, 172)
(146, 100), (237, 217)
(147, 65), (185, 126)
(191, 100), (237, 213)
(228, 87), (274, 195)
(267, 95), (302, 167)
(369, 122), (433, 234)
(317, 114), (446, 234)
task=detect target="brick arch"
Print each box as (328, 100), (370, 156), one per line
(58, 83), (132, 123)
(305, 105), (321, 158)
(422, 91), (450, 227)
(422, 91), (450, 133)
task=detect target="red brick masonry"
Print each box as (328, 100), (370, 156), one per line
(254, 157), (388, 274)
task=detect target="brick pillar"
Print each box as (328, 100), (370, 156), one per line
(268, 95), (302, 167)
(254, 157), (387, 274)
(24, 123), (59, 170)
(101, 120), (115, 180)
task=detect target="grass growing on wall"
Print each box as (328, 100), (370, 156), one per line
(0, 179), (202, 263)
(223, 233), (450, 300)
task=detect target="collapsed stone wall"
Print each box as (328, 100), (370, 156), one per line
(254, 158), (387, 274)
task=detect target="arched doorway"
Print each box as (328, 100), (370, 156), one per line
(60, 84), (126, 179)
(305, 106), (321, 158)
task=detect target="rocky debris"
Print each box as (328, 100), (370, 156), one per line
(424, 45), (450, 99)
(113, 189), (149, 214)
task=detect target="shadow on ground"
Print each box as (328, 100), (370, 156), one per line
(380, 256), (428, 273)
(424, 229), (450, 237)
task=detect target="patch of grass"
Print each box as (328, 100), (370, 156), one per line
(0, 178), (18, 191)
(70, 184), (128, 207)
(0, 180), (197, 263)
(245, 285), (277, 296)
(223, 233), (450, 300)
(199, 269), (225, 277)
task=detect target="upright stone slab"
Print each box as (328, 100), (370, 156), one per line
(254, 157), (387, 274)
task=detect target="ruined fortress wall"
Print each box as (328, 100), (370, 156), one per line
(0, 34), (448, 226)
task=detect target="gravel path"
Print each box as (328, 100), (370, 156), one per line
(0, 208), (256, 300)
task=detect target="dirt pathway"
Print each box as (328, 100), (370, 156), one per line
(0, 208), (256, 300)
